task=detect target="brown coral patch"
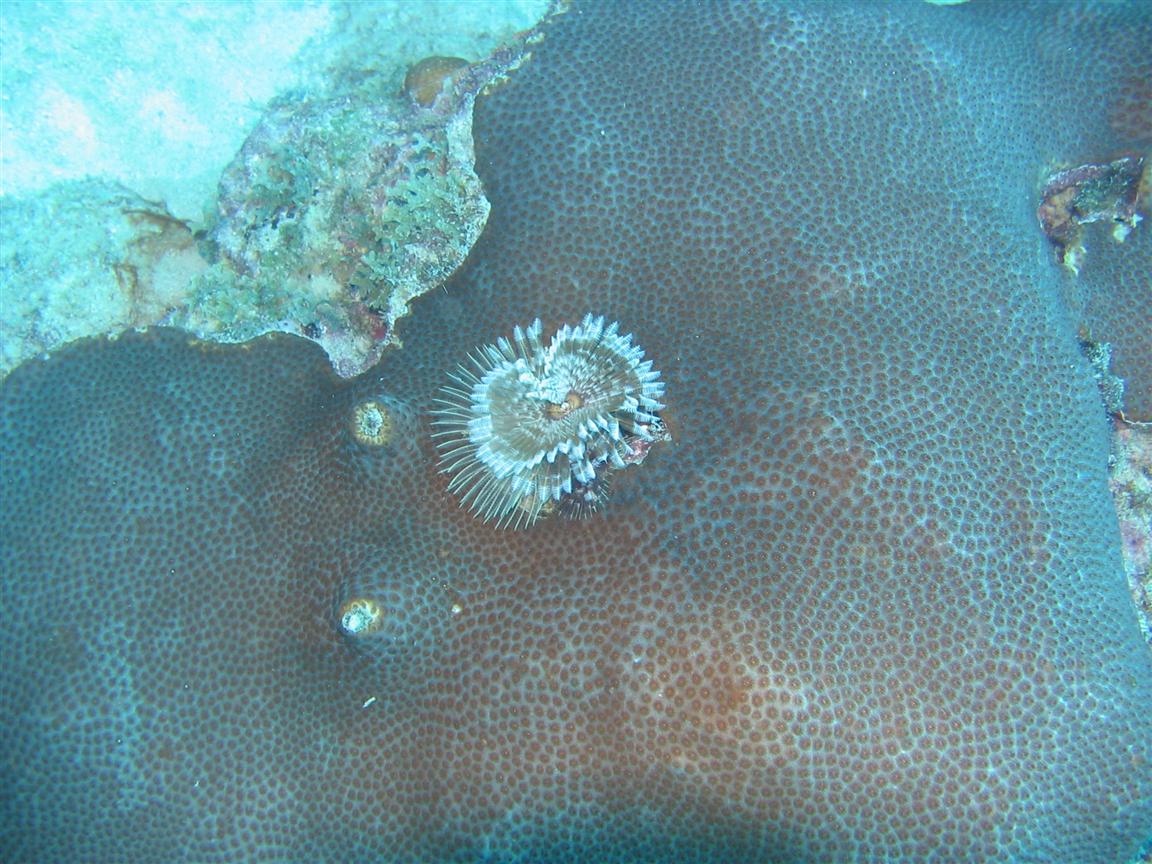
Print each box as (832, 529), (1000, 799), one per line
(404, 56), (471, 107)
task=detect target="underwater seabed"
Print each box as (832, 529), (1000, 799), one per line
(1, 1), (1151, 862)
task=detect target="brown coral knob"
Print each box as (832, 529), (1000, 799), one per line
(403, 56), (470, 107)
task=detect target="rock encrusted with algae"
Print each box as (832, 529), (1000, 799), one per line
(178, 43), (534, 377)
(1037, 155), (1148, 274)
(0, 3), (550, 381)
(0, 179), (203, 375)
(1110, 421), (1152, 646)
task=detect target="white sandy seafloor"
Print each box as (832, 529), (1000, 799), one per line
(1, 0), (547, 217)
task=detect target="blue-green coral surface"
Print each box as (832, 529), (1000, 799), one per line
(1, 2), (1151, 862)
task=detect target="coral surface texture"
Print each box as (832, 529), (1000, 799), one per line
(2, 2), (1151, 862)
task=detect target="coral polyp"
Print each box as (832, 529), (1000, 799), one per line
(433, 314), (666, 528)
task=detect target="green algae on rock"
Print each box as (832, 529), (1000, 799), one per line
(182, 42), (536, 377)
